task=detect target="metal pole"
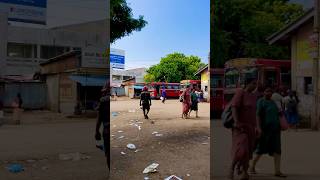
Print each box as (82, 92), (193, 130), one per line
(313, 0), (320, 130)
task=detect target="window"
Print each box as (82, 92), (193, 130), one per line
(7, 43), (35, 58)
(40, 45), (69, 59)
(304, 77), (312, 95)
(112, 75), (121, 81)
(123, 76), (132, 80)
(265, 70), (278, 87)
(225, 69), (239, 88)
(205, 86), (208, 92)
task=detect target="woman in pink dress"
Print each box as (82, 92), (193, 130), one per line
(181, 85), (191, 119)
(229, 78), (261, 180)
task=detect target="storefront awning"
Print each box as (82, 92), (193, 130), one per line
(69, 75), (107, 86)
(133, 85), (144, 89)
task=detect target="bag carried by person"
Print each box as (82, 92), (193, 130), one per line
(179, 94), (184, 102)
(279, 113), (289, 131)
(221, 104), (234, 129)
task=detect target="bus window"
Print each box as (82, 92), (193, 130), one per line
(241, 67), (258, 87)
(225, 69), (239, 88)
(212, 76), (223, 88)
(265, 70), (278, 87)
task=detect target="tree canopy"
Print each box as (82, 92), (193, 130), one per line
(111, 0), (148, 43)
(211, 0), (305, 67)
(144, 53), (206, 83)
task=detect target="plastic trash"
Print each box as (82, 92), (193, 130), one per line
(118, 130), (123, 133)
(144, 177), (150, 180)
(152, 131), (158, 135)
(127, 143), (136, 150)
(155, 133), (163, 137)
(164, 175), (183, 180)
(121, 152), (126, 155)
(7, 164), (24, 173)
(143, 163), (159, 174)
(112, 112), (118, 117)
(118, 136), (125, 139)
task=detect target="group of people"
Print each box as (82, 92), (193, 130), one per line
(228, 78), (299, 180)
(180, 84), (201, 119)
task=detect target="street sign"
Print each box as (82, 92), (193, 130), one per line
(0, 0), (47, 24)
(110, 48), (125, 69)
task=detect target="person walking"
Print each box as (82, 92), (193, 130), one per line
(95, 86), (110, 175)
(229, 78), (260, 180)
(189, 88), (199, 118)
(181, 85), (192, 119)
(12, 93), (23, 125)
(161, 88), (167, 103)
(283, 90), (299, 130)
(250, 87), (286, 178)
(140, 86), (152, 119)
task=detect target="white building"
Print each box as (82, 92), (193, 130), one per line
(0, 13), (108, 77)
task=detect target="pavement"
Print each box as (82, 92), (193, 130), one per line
(211, 120), (320, 180)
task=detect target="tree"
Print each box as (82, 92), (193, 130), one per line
(211, 0), (305, 67)
(144, 53), (206, 83)
(111, 0), (148, 43)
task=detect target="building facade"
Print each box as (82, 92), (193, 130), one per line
(0, 13), (108, 77)
(195, 64), (210, 102)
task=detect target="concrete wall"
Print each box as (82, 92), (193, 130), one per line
(1, 20), (107, 76)
(291, 21), (314, 120)
(46, 75), (59, 112)
(59, 73), (77, 114)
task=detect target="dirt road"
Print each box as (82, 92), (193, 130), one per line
(110, 98), (210, 180)
(0, 114), (107, 180)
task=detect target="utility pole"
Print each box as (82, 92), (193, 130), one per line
(313, 0), (320, 130)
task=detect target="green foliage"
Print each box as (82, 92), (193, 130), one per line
(211, 0), (305, 67)
(144, 53), (206, 83)
(111, 0), (148, 43)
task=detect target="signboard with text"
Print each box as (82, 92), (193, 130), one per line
(110, 48), (125, 69)
(0, 0), (47, 24)
(81, 47), (107, 68)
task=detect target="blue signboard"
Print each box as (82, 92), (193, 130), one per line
(110, 49), (125, 69)
(0, 0), (47, 24)
(110, 54), (125, 64)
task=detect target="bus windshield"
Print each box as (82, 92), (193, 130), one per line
(225, 69), (239, 88)
(240, 67), (258, 86)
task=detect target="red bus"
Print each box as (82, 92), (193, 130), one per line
(211, 69), (224, 116)
(179, 80), (201, 95)
(224, 58), (291, 106)
(149, 82), (180, 99)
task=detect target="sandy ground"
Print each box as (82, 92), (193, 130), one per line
(110, 98), (210, 180)
(211, 120), (320, 180)
(0, 112), (107, 180)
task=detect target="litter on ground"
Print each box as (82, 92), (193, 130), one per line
(126, 143), (136, 150)
(143, 163), (159, 174)
(164, 175), (183, 180)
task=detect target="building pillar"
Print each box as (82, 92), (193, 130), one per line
(313, 0), (320, 130)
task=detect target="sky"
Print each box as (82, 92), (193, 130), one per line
(290, 0), (313, 9)
(111, 0), (210, 69)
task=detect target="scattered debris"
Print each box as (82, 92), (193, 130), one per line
(118, 136), (125, 139)
(134, 149), (142, 153)
(111, 135), (115, 137)
(112, 112), (119, 117)
(164, 175), (183, 180)
(152, 131), (158, 135)
(186, 174), (190, 177)
(144, 177), (150, 180)
(7, 164), (24, 173)
(155, 133), (163, 137)
(118, 130), (123, 133)
(121, 152), (126, 155)
(126, 143), (137, 150)
(128, 109), (136, 113)
(143, 163), (159, 174)
(151, 121), (155, 124)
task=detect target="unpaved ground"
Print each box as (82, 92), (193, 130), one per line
(110, 98), (210, 180)
(212, 120), (320, 180)
(0, 113), (107, 180)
